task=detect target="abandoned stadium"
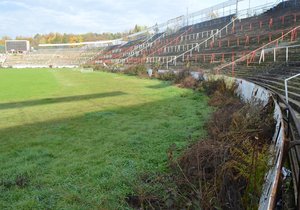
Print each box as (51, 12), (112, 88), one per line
(0, 0), (300, 209)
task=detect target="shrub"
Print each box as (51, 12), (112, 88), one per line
(156, 71), (177, 81)
(201, 79), (236, 97)
(173, 70), (190, 84)
(128, 78), (275, 210)
(178, 76), (199, 89)
(123, 65), (147, 76)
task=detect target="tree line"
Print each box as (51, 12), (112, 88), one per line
(0, 24), (148, 48)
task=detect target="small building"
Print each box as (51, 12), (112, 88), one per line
(5, 40), (30, 53)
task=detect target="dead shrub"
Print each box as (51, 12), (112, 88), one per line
(123, 65), (147, 76)
(178, 76), (199, 89)
(173, 70), (191, 84)
(174, 101), (274, 209)
(127, 78), (275, 210)
(156, 71), (176, 81)
(202, 79), (236, 97)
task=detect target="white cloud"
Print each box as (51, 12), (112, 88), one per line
(0, 0), (275, 38)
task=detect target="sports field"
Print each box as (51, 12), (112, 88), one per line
(0, 68), (211, 209)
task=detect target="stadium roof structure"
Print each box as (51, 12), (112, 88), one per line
(38, 39), (126, 48)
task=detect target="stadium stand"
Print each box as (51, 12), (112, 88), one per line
(89, 1), (300, 207)
(93, 15), (236, 66)
(2, 47), (99, 68)
(94, 1), (300, 69)
(150, 2), (300, 69)
(0, 54), (6, 66)
(1, 0), (299, 207)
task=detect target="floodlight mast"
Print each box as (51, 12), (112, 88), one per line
(236, 0), (239, 16)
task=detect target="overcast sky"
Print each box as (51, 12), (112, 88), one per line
(0, 0), (274, 38)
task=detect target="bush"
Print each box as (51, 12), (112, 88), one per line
(178, 76), (199, 89)
(156, 71), (177, 81)
(123, 65), (147, 76)
(81, 64), (107, 71)
(173, 70), (190, 84)
(201, 79), (236, 97)
(128, 79), (275, 210)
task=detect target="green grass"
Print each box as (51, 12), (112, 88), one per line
(0, 68), (212, 209)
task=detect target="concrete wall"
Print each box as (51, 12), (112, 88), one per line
(203, 74), (285, 210)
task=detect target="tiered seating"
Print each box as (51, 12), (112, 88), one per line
(149, 16), (234, 56)
(211, 4), (300, 201)
(229, 60), (300, 207)
(3, 48), (98, 68)
(93, 35), (150, 65)
(94, 1), (300, 68)
(93, 15), (235, 66)
(212, 2), (300, 116)
(153, 3), (300, 69)
(0, 54), (6, 65)
(235, 63), (300, 116)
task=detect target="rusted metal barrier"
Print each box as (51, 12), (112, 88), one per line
(253, 82), (300, 209)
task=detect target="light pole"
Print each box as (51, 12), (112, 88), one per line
(236, 0), (239, 16)
(186, 7), (189, 26)
(248, 0), (251, 16)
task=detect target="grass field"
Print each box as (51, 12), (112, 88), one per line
(0, 68), (212, 209)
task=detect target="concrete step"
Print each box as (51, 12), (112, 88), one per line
(235, 65), (300, 77)
(244, 78), (300, 114)
(240, 74), (300, 87)
(244, 77), (300, 101)
(263, 70), (300, 77)
(244, 76), (300, 94)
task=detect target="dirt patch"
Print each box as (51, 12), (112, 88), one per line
(125, 194), (163, 209)
(1, 173), (30, 189)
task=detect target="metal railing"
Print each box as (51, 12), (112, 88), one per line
(101, 0), (292, 66)
(163, 1), (295, 69)
(248, 80), (300, 208)
(279, 96), (300, 209)
(238, 0), (287, 19)
(121, 32), (167, 64)
(285, 73), (300, 104)
(163, 17), (238, 68)
(216, 25), (300, 73)
(259, 44), (300, 64)
(211, 24), (300, 208)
